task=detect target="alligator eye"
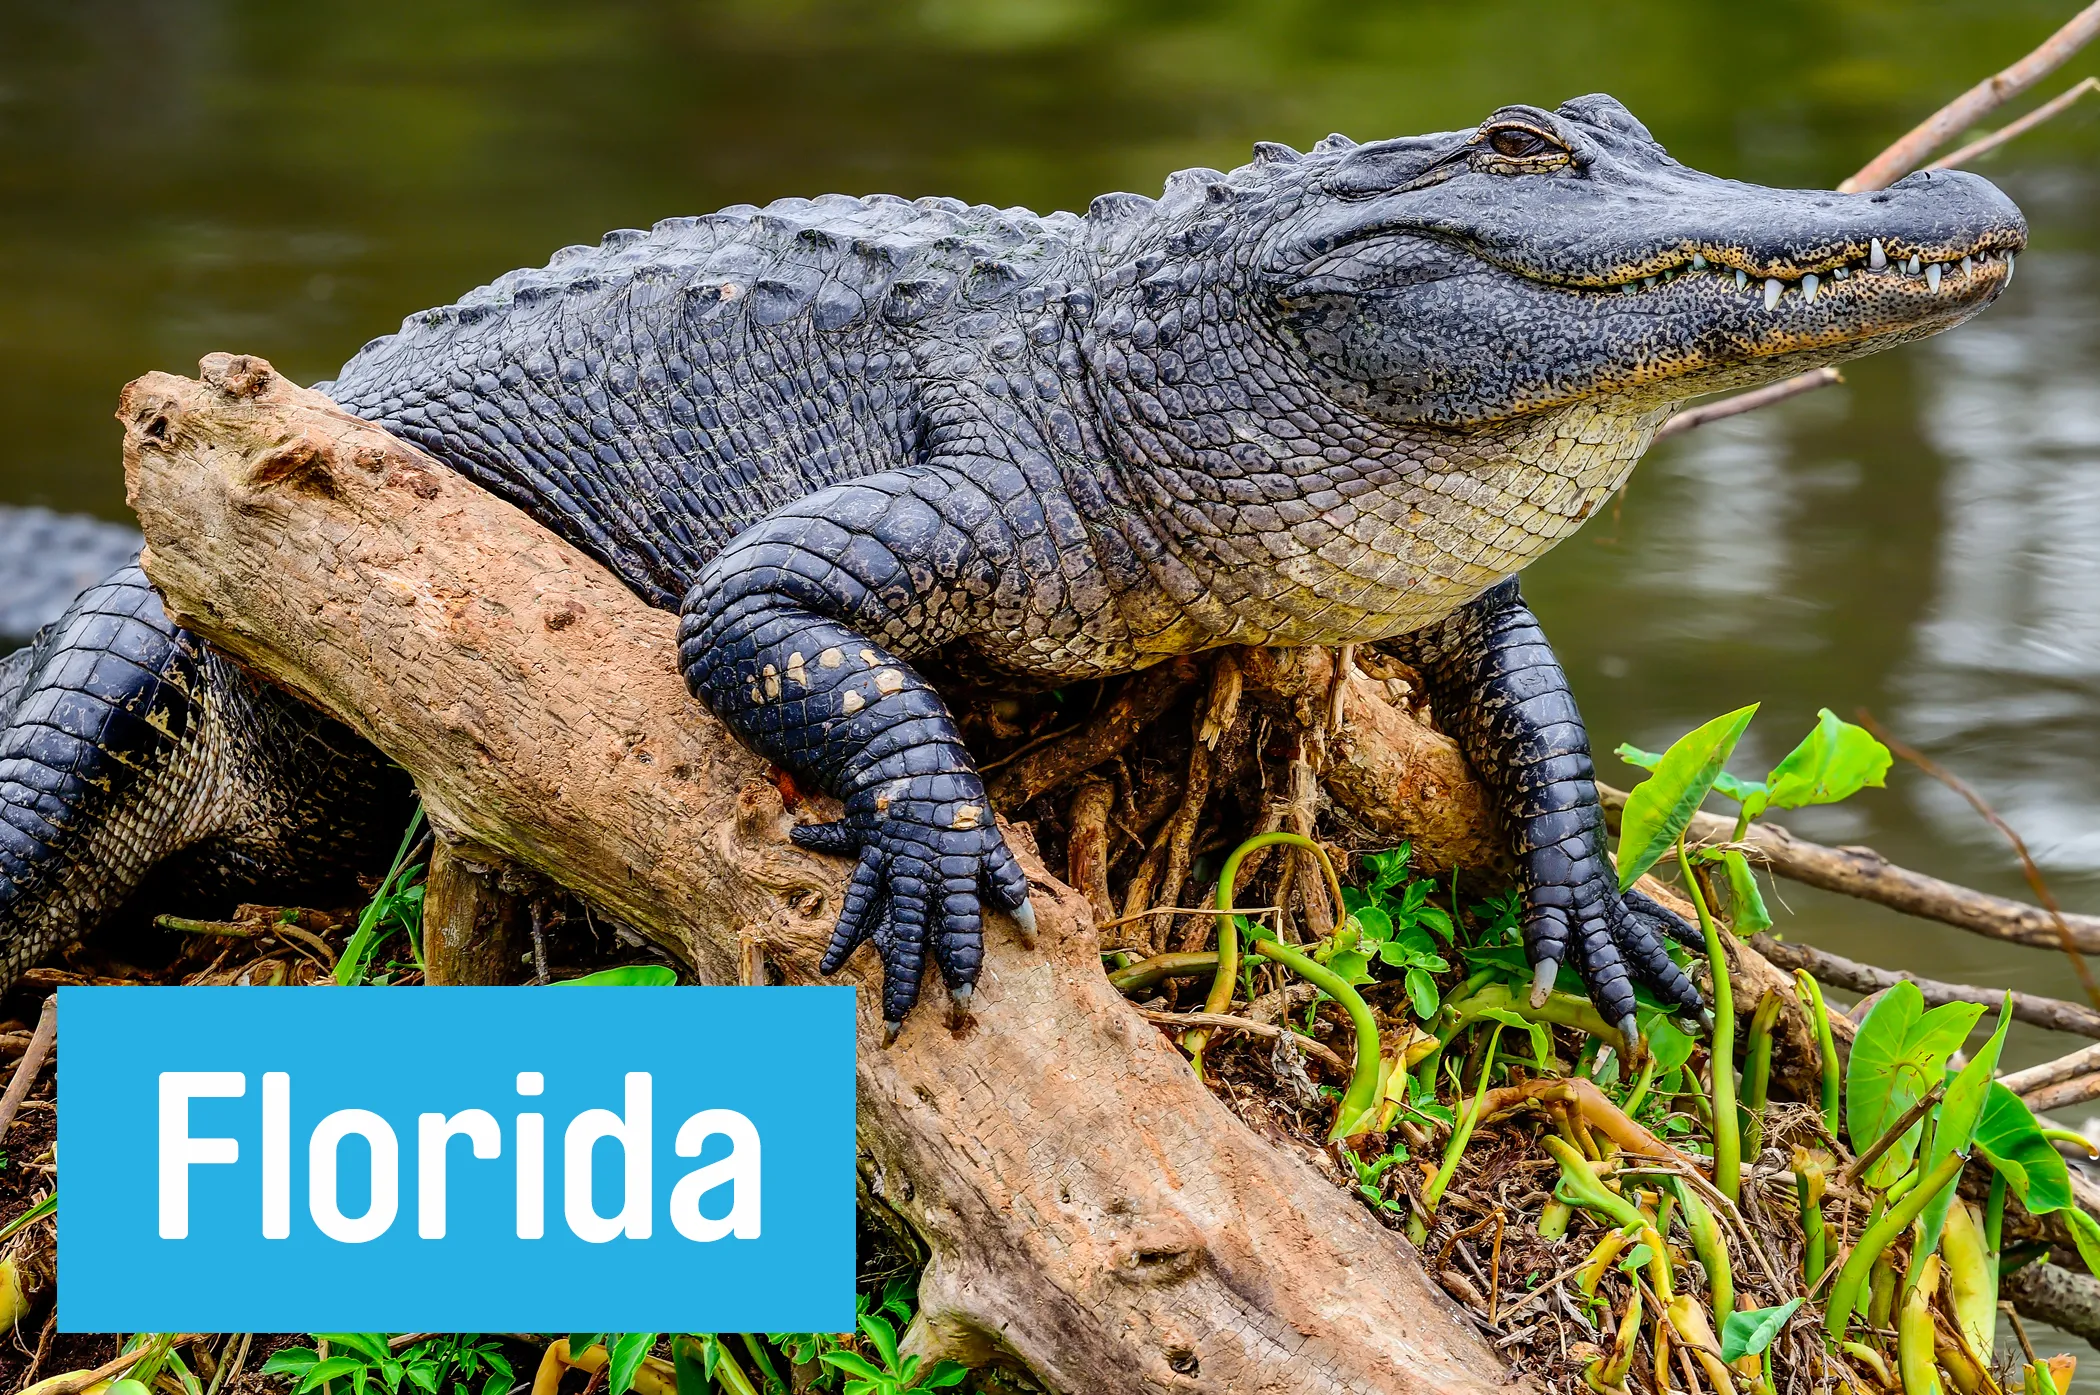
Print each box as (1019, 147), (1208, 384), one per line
(1473, 122), (1571, 173)
(1488, 129), (1548, 158)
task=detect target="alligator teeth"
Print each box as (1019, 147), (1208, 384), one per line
(1764, 277), (1783, 309)
(2005, 253), (2015, 285)
(1927, 262), (1943, 290)
(1907, 254), (1921, 274)
(1622, 283), (1639, 295)
(1870, 237), (1887, 270)
(1801, 272), (1820, 303)
(1961, 254), (1975, 275)
(1643, 275), (1657, 288)
(1833, 265), (1849, 280)
(1690, 253), (1707, 269)
(1736, 269), (1748, 290)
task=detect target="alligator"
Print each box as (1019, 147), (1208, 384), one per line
(0, 94), (2023, 1042)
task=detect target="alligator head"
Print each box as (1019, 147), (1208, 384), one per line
(1079, 93), (2025, 645)
(1257, 92), (2026, 426)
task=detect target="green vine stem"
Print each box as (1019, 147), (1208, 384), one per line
(1791, 968), (1842, 1137)
(1675, 1178), (1732, 1321)
(1740, 988), (1784, 1162)
(1679, 839), (1739, 1202)
(1188, 831), (1346, 1078)
(1422, 1024), (1505, 1217)
(1107, 951), (1219, 996)
(1823, 1150), (1966, 1342)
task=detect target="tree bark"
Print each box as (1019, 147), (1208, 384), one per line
(120, 355), (1522, 1395)
(421, 839), (528, 986)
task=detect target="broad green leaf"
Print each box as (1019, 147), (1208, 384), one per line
(670, 1336), (713, 1395)
(262, 1351), (321, 1379)
(606, 1334), (658, 1395)
(555, 965), (677, 987)
(1720, 850), (1772, 937)
(1974, 1083), (2075, 1215)
(1614, 705), (1760, 890)
(1915, 996), (2010, 1259)
(1403, 966), (1439, 1020)
(108, 1382), (153, 1395)
(1643, 1016), (1697, 1074)
(1323, 947), (1374, 987)
(1616, 743), (1768, 806)
(296, 1358), (369, 1395)
(1720, 1299), (1803, 1361)
(819, 1352), (889, 1382)
(1346, 906), (1394, 943)
(1845, 982), (1984, 1186)
(2067, 1209), (2100, 1276)
(315, 1337), (393, 1365)
(921, 1362), (971, 1390)
(1754, 709), (1891, 820)
(858, 1314), (902, 1373)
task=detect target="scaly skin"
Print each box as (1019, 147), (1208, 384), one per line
(0, 567), (410, 977)
(5, 94), (2026, 1039)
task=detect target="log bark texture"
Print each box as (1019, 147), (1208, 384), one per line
(121, 355), (1519, 1395)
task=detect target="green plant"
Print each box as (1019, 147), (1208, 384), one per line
(816, 1313), (966, 1395)
(1844, 982), (1980, 1188)
(1619, 707), (1890, 932)
(338, 808), (430, 986)
(555, 965), (678, 987)
(1345, 1142), (1410, 1218)
(263, 1334), (513, 1395)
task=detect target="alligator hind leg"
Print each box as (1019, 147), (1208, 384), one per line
(0, 565), (410, 984)
(1388, 577), (1708, 1047)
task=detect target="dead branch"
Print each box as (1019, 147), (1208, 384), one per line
(1655, 368), (1843, 440)
(1597, 783), (2100, 953)
(2016, 1072), (2100, 1115)
(1751, 936), (2100, 1039)
(121, 354), (1518, 1395)
(987, 659), (1198, 808)
(1841, 0), (2100, 191)
(2001, 1040), (2100, 1097)
(1934, 75), (2100, 168)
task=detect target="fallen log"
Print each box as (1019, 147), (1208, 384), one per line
(121, 354), (1516, 1395)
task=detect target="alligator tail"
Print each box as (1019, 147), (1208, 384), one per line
(0, 565), (410, 984)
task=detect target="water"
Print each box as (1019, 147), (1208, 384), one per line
(3, 4), (2098, 1069)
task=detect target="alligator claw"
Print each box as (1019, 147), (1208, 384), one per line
(1529, 957), (1560, 1009)
(794, 772), (1028, 1029)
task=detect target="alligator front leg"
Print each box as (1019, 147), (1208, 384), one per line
(678, 469), (1040, 1038)
(1389, 578), (1706, 1046)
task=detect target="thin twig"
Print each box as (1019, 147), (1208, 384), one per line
(1858, 709), (2100, 1010)
(2017, 1071), (2100, 1114)
(1655, 368), (1843, 439)
(1934, 75), (2100, 167)
(0, 996), (56, 1140)
(1135, 1008), (1351, 1074)
(1840, 1082), (1947, 1190)
(1841, 0), (2100, 191)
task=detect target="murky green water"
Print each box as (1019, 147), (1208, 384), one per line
(4, 2), (2098, 1061)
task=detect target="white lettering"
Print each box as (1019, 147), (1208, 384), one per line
(417, 1109), (501, 1239)
(158, 1071), (245, 1239)
(309, 1108), (399, 1243)
(563, 1072), (652, 1242)
(669, 1108), (762, 1241)
(261, 1071), (289, 1239)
